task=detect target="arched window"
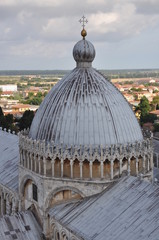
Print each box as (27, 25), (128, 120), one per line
(55, 231), (60, 240)
(32, 183), (38, 202)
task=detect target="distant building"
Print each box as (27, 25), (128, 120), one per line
(150, 110), (159, 118)
(0, 84), (17, 92)
(149, 79), (156, 83)
(0, 99), (38, 116)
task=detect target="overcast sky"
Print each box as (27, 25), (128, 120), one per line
(0, 0), (159, 70)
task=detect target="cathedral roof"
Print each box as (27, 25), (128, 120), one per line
(50, 176), (159, 240)
(29, 34), (143, 148)
(0, 211), (42, 239)
(0, 129), (19, 192)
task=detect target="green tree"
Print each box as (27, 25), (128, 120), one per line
(28, 92), (34, 98)
(19, 110), (34, 130)
(138, 96), (150, 124)
(0, 113), (14, 131)
(36, 92), (42, 98)
(0, 106), (4, 118)
(154, 123), (159, 132)
(133, 94), (138, 101)
(5, 114), (14, 125)
(0, 88), (2, 98)
(27, 97), (42, 105)
(142, 114), (157, 123)
(131, 87), (142, 92)
(43, 91), (48, 97)
(152, 96), (159, 110)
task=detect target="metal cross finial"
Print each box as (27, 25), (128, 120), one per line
(79, 16), (88, 29)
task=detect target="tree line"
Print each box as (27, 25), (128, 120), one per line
(0, 107), (34, 133)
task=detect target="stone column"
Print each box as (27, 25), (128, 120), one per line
(136, 157), (139, 176)
(156, 153), (159, 168)
(43, 213), (50, 240)
(3, 199), (6, 215)
(51, 160), (55, 177)
(38, 156), (41, 174)
(43, 157), (47, 176)
(25, 152), (27, 168)
(20, 151), (22, 165)
(30, 153), (33, 171)
(1, 194), (4, 215)
(119, 159), (122, 176)
(111, 160), (114, 180)
(101, 161), (103, 179)
(61, 159), (63, 178)
(147, 157), (150, 172)
(89, 161), (93, 179)
(0, 196), (1, 215)
(21, 151), (24, 166)
(70, 160), (73, 178)
(143, 155), (146, 174)
(12, 200), (16, 214)
(9, 201), (12, 215)
(23, 153), (28, 169)
(80, 162), (83, 179)
(18, 198), (22, 212)
(34, 155), (37, 173)
(150, 153), (153, 170)
(128, 158), (131, 176)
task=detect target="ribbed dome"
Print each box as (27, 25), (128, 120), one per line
(29, 37), (143, 147)
(29, 69), (143, 146)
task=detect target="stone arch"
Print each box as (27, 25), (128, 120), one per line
(51, 222), (56, 240)
(113, 158), (120, 178)
(145, 154), (148, 173)
(103, 159), (110, 178)
(54, 158), (61, 177)
(20, 174), (37, 196)
(20, 175), (42, 223)
(73, 159), (80, 178)
(60, 229), (68, 240)
(122, 157), (128, 174)
(63, 158), (71, 178)
(130, 156), (136, 175)
(45, 186), (85, 209)
(45, 156), (52, 177)
(54, 228), (60, 240)
(92, 159), (100, 178)
(83, 159), (90, 178)
(11, 197), (18, 213)
(138, 155), (143, 172)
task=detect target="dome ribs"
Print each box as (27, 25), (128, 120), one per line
(29, 40), (143, 149)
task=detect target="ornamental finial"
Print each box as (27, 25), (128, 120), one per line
(79, 16), (88, 39)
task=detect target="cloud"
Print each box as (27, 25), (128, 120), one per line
(10, 40), (71, 58)
(134, 0), (159, 14)
(0, 0), (159, 69)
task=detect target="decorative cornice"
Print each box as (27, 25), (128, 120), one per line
(19, 131), (153, 162)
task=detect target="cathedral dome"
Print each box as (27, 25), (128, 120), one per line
(29, 36), (143, 148)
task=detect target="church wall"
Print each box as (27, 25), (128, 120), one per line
(19, 165), (113, 212)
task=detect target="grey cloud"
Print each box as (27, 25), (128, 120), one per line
(133, 0), (159, 14)
(1, 0), (159, 69)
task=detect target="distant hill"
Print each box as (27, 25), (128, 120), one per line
(0, 69), (159, 78)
